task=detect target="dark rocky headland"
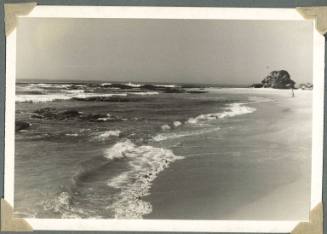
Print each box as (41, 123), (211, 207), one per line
(250, 70), (296, 89)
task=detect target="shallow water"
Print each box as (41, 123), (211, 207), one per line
(14, 82), (311, 219)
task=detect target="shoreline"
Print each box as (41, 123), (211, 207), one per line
(145, 88), (312, 220)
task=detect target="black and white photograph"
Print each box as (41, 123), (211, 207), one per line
(3, 6), (325, 233)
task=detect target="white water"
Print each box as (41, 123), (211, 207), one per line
(104, 139), (184, 218)
(93, 130), (121, 141)
(153, 127), (221, 142)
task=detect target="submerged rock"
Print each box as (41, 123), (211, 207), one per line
(33, 108), (81, 120)
(57, 110), (81, 119)
(32, 107), (122, 122)
(162, 87), (185, 93)
(261, 70), (295, 89)
(16, 121), (31, 132)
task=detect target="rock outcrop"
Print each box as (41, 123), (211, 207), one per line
(16, 121), (31, 132)
(261, 70), (295, 89)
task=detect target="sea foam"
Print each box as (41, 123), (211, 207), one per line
(16, 93), (128, 103)
(104, 139), (184, 218)
(130, 91), (159, 96)
(173, 121), (182, 127)
(93, 130), (121, 141)
(161, 124), (171, 131)
(73, 93), (127, 99)
(153, 127), (221, 142)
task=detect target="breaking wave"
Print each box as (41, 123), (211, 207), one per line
(100, 82), (112, 86)
(154, 84), (177, 88)
(125, 82), (142, 88)
(130, 91), (159, 96)
(16, 93), (128, 103)
(74, 93), (127, 98)
(25, 83), (72, 89)
(16, 94), (72, 103)
(104, 139), (184, 218)
(16, 92), (158, 103)
(187, 103), (256, 125)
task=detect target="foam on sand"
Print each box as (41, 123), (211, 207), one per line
(187, 103), (256, 124)
(104, 139), (184, 218)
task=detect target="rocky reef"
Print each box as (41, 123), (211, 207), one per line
(31, 107), (122, 122)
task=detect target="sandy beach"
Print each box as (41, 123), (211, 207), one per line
(145, 88), (312, 220)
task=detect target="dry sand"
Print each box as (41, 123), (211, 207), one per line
(226, 89), (312, 220)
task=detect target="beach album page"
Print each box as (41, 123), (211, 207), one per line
(3, 5), (325, 233)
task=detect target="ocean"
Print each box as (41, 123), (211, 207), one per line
(14, 81), (311, 220)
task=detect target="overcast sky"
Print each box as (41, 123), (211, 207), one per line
(16, 18), (313, 85)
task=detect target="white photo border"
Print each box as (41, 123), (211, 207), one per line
(4, 6), (325, 233)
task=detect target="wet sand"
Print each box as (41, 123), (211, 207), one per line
(145, 88), (312, 220)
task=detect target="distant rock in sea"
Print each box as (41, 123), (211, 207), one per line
(251, 70), (296, 89)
